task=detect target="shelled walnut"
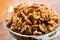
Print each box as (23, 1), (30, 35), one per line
(6, 2), (59, 35)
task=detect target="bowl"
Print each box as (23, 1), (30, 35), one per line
(3, 0), (60, 40)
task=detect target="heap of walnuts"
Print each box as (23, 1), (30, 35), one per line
(6, 2), (59, 35)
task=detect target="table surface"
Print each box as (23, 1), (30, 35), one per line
(0, 0), (60, 40)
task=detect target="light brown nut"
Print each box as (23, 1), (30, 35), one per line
(48, 20), (54, 24)
(31, 4), (39, 8)
(17, 27), (21, 30)
(24, 8), (33, 14)
(52, 16), (58, 19)
(10, 26), (14, 30)
(12, 16), (17, 20)
(39, 5), (47, 12)
(38, 20), (41, 23)
(41, 13), (46, 19)
(48, 27), (54, 31)
(34, 20), (37, 24)
(49, 23), (58, 31)
(33, 11), (40, 19)
(22, 22), (26, 26)
(33, 30), (42, 35)
(17, 18), (22, 26)
(12, 22), (17, 26)
(24, 9), (29, 14)
(27, 26), (32, 34)
(21, 12), (32, 24)
(33, 15), (40, 19)
(39, 24), (47, 32)
(24, 25), (28, 31)
(17, 23), (21, 27)
(52, 23), (58, 29)
(32, 25), (38, 28)
(37, 12), (40, 15)
(48, 25), (54, 31)
(27, 13), (32, 18)
(20, 25), (28, 33)
(40, 18), (44, 22)
(20, 28), (25, 33)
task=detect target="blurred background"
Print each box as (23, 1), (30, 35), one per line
(0, 0), (13, 40)
(0, 0), (60, 40)
(0, 0), (13, 22)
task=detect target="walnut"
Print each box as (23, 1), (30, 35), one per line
(33, 30), (42, 35)
(39, 24), (47, 32)
(6, 2), (59, 35)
